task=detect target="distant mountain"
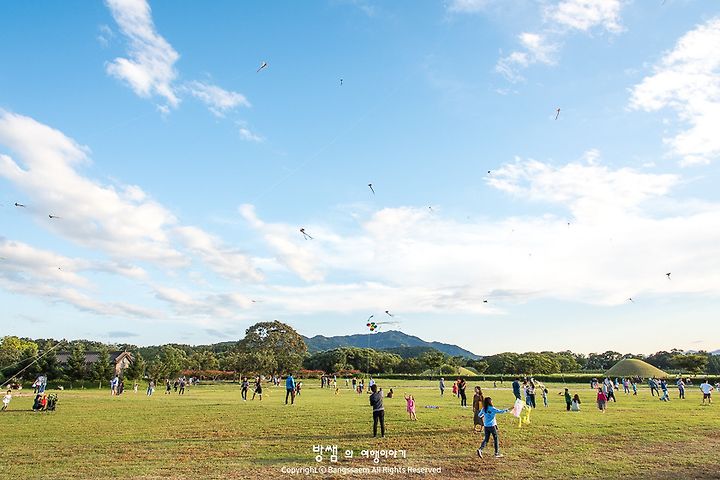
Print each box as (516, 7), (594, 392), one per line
(302, 330), (479, 359)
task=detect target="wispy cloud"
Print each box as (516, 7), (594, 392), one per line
(544, 0), (624, 34)
(629, 16), (720, 166)
(105, 0), (180, 108)
(447, 0), (492, 14)
(185, 81), (251, 117)
(492, 0), (625, 82)
(237, 122), (264, 142)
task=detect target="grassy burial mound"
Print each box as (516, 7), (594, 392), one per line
(606, 358), (668, 378)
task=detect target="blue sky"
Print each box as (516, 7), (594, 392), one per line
(1, 0), (720, 355)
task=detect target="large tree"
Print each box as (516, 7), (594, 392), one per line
(90, 347), (114, 384)
(238, 321), (307, 375)
(66, 344), (88, 381)
(124, 352), (146, 380)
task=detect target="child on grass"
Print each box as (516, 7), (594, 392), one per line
(564, 388), (572, 411)
(571, 394), (581, 411)
(597, 388), (607, 413)
(476, 397), (509, 458)
(542, 388), (549, 407)
(405, 394), (417, 421)
(2, 390), (11, 411)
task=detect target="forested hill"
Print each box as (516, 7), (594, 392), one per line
(302, 330), (480, 359)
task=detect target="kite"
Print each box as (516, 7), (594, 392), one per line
(385, 310), (394, 317)
(666, 273), (671, 280)
(555, 108), (561, 120)
(257, 61), (268, 73)
(300, 228), (313, 240)
(368, 183), (375, 195)
(14, 203), (25, 208)
(340, 79), (343, 86)
(627, 297), (634, 303)
(483, 300), (488, 303)
(366, 321), (378, 332)
(49, 215), (61, 219)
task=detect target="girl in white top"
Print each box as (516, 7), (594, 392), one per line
(2, 390), (11, 411)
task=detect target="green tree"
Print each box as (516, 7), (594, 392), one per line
(0, 336), (39, 380)
(238, 321), (307, 375)
(66, 344), (88, 381)
(90, 347), (114, 385)
(672, 354), (708, 374)
(124, 352), (146, 380)
(158, 345), (187, 378)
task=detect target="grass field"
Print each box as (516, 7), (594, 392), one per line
(1, 380), (718, 479)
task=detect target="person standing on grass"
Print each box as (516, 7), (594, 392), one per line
(285, 374), (296, 405)
(512, 378), (521, 401)
(452, 381), (458, 397)
(405, 394), (417, 421)
(147, 380), (155, 396)
(458, 378), (468, 407)
(571, 394), (581, 411)
(252, 376), (263, 401)
(369, 384), (385, 437)
(2, 390), (11, 411)
(677, 378), (685, 400)
(472, 386), (484, 432)
(179, 378), (185, 395)
(597, 388), (607, 413)
(659, 379), (670, 401)
(439, 377), (445, 396)
(648, 378), (659, 397)
(476, 397), (509, 459)
(241, 377), (249, 401)
(607, 382), (616, 403)
(165, 379), (171, 395)
(632, 381), (637, 396)
(542, 388), (549, 407)
(565, 388), (572, 411)
(700, 379), (713, 405)
(133, 382), (138, 394)
(526, 381), (536, 408)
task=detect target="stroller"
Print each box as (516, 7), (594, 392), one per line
(46, 393), (58, 411)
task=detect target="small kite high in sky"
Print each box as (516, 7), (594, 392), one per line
(666, 272), (671, 280)
(368, 183), (375, 195)
(385, 310), (394, 317)
(340, 78), (343, 86)
(257, 61), (268, 73)
(555, 108), (561, 120)
(49, 214), (61, 219)
(300, 228), (313, 240)
(14, 202), (25, 207)
(627, 297), (634, 303)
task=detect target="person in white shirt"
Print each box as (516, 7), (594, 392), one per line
(2, 390), (11, 411)
(700, 380), (713, 405)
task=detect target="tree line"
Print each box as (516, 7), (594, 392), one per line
(2, 322), (718, 383)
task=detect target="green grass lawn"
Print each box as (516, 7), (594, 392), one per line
(1, 381), (718, 479)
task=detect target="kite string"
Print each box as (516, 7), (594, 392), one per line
(0, 341), (63, 388)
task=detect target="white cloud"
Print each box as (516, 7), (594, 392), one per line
(493, 0), (624, 82)
(447, 0), (492, 14)
(487, 156), (679, 220)
(496, 32), (559, 82)
(629, 17), (720, 166)
(0, 238), (157, 318)
(105, 0), (180, 108)
(0, 111), (261, 284)
(237, 123), (264, 143)
(544, 0), (624, 34)
(174, 226), (263, 282)
(233, 154), (720, 312)
(185, 81), (251, 117)
(239, 204), (324, 282)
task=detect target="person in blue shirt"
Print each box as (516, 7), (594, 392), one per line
(285, 374), (296, 405)
(511, 378), (521, 401)
(476, 397), (509, 458)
